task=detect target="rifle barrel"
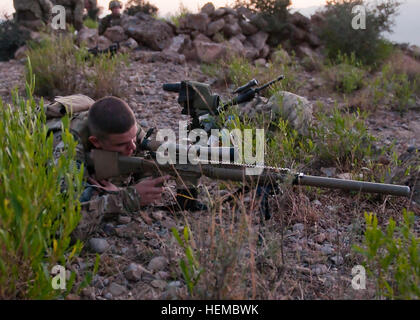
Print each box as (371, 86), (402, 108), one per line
(297, 175), (411, 197)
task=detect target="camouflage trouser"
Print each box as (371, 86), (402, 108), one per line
(71, 186), (142, 241)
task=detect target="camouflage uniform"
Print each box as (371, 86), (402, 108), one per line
(13, 0), (53, 30)
(46, 97), (150, 241)
(98, 13), (123, 35)
(84, 0), (99, 21)
(51, 0), (84, 31)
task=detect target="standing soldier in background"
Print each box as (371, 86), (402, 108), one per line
(51, 0), (84, 31)
(98, 1), (123, 35)
(13, 0), (53, 31)
(84, 0), (99, 21)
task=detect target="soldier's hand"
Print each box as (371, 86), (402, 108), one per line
(135, 175), (171, 206)
(88, 177), (120, 192)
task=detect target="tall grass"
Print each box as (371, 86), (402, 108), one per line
(25, 35), (129, 99)
(0, 65), (84, 299)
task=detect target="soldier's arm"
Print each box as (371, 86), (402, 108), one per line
(71, 186), (142, 241)
(98, 16), (109, 35)
(40, 0), (53, 23)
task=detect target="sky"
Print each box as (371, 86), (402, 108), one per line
(1, 0), (419, 46)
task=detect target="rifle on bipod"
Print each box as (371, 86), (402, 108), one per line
(89, 149), (411, 200)
(162, 76), (284, 132)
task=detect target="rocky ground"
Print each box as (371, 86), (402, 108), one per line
(1, 53), (419, 300)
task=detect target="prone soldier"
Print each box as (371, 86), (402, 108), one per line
(48, 96), (170, 241)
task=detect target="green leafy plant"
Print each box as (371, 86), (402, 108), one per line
(0, 63), (84, 299)
(172, 226), (203, 296)
(354, 210), (420, 299)
(325, 52), (366, 94)
(313, 107), (375, 169)
(83, 18), (98, 29)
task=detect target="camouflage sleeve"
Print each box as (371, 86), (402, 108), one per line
(74, 0), (84, 30)
(39, 0), (53, 22)
(98, 15), (110, 35)
(71, 186), (142, 241)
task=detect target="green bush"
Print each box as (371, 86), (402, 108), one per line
(0, 16), (29, 61)
(83, 18), (98, 29)
(325, 52), (366, 94)
(354, 210), (420, 299)
(0, 67), (84, 299)
(313, 107), (376, 169)
(319, 0), (400, 65)
(25, 35), (128, 99)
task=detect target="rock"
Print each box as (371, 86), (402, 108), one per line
(271, 48), (291, 65)
(290, 24), (307, 44)
(81, 287), (95, 299)
(233, 33), (246, 43)
(306, 33), (321, 48)
(227, 37), (245, 58)
(108, 283), (126, 297)
(152, 210), (163, 221)
(254, 58), (266, 67)
(148, 256), (168, 272)
(293, 223), (304, 232)
(211, 8), (226, 19)
(118, 215), (131, 224)
(239, 19), (258, 36)
(125, 263), (143, 281)
(65, 294), (81, 300)
(201, 2), (215, 16)
(212, 32), (225, 43)
(248, 31), (269, 51)
(337, 173), (352, 180)
(88, 238), (110, 254)
(104, 26), (127, 43)
(134, 50), (185, 64)
(206, 19), (225, 36)
(320, 244), (335, 255)
(267, 91), (314, 136)
(97, 36), (112, 50)
(243, 41), (259, 60)
(290, 12), (311, 31)
(330, 255), (344, 265)
(320, 167), (337, 177)
(122, 38), (138, 50)
(76, 27), (98, 49)
(314, 233), (327, 243)
(167, 34), (190, 53)
(260, 44), (270, 59)
(194, 33), (212, 42)
(192, 40), (228, 63)
(179, 13), (210, 33)
(156, 271), (170, 280)
(311, 264), (328, 275)
(104, 292), (113, 299)
(125, 13), (174, 51)
(151, 279), (167, 290)
(223, 22), (242, 38)
(14, 45), (28, 60)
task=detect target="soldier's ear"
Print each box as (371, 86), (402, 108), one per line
(88, 135), (102, 149)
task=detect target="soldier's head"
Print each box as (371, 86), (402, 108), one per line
(88, 96), (137, 156)
(109, 1), (122, 16)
